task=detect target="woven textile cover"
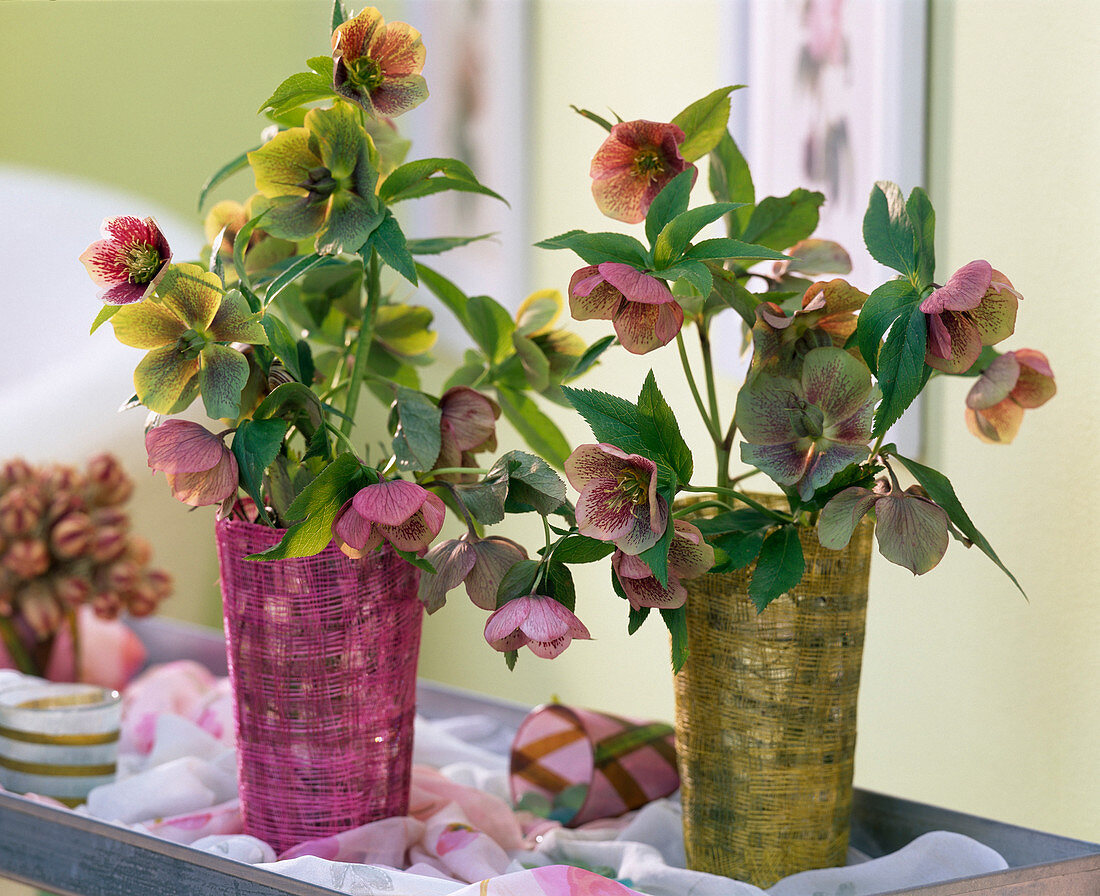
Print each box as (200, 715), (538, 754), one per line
(216, 518), (423, 854)
(509, 703), (679, 827)
(674, 495), (873, 887)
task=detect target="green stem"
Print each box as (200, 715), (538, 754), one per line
(679, 483), (792, 522)
(672, 498), (732, 518)
(341, 249), (381, 437)
(419, 466), (489, 480)
(676, 332), (721, 443)
(0, 615), (37, 675)
(697, 321), (733, 490)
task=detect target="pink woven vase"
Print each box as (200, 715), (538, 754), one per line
(215, 518), (423, 853)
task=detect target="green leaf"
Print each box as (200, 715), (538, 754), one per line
(653, 203), (744, 267)
(466, 294), (515, 364)
(891, 452), (1025, 596)
(251, 453), (366, 560)
(705, 263), (760, 327)
(906, 186), (936, 287)
(416, 263), (468, 324)
(497, 450), (566, 516)
(545, 561), (576, 612)
(391, 386), (442, 471)
(682, 237), (786, 262)
(455, 469), (509, 525)
(257, 71), (337, 117)
(627, 604), (651, 636)
(331, 0), (347, 30)
(748, 526), (805, 612)
(264, 253), (325, 307)
(645, 169), (695, 248)
(636, 372), (692, 485)
(552, 536), (615, 565)
(862, 181), (919, 281)
(495, 387), (571, 469)
(692, 508), (772, 572)
(562, 386), (647, 455)
(567, 335), (616, 381)
(306, 55), (334, 79)
(534, 230), (651, 268)
(406, 233), (495, 255)
(741, 188), (825, 251)
(232, 216), (261, 295)
(570, 104), (615, 131)
(660, 605), (690, 673)
(496, 559), (541, 608)
(198, 146), (259, 213)
(639, 482), (676, 588)
(366, 209), (417, 285)
(670, 86), (741, 162)
(873, 304), (929, 438)
(708, 130), (754, 238)
(656, 260), (712, 298)
(253, 381), (323, 428)
(856, 279), (923, 374)
(90, 303), (120, 335)
(377, 157), (506, 205)
(260, 313), (305, 383)
(232, 418), (288, 525)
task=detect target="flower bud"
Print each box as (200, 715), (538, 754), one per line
(104, 560), (140, 594)
(49, 512), (94, 560)
(54, 575), (92, 608)
(0, 459), (33, 489)
(85, 454), (133, 506)
(43, 464), (84, 497)
(123, 536), (153, 567)
(90, 528), (128, 564)
(46, 489), (86, 524)
(3, 538), (51, 579)
(144, 568), (174, 601)
(91, 591), (121, 620)
(18, 581), (62, 639)
(0, 486), (45, 538)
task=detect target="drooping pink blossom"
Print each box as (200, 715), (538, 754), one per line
(920, 260), (1020, 373)
(80, 216), (171, 305)
(612, 520), (714, 610)
(145, 420), (238, 509)
(434, 386), (500, 477)
(565, 443), (669, 555)
(331, 6), (428, 118)
(483, 594), (591, 659)
(965, 349), (1056, 443)
(418, 532), (528, 613)
(590, 120), (695, 224)
(333, 478), (445, 558)
(569, 263), (683, 355)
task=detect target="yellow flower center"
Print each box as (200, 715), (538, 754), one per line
(124, 243), (162, 284)
(613, 466), (651, 509)
(348, 56), (385, 93)
(631, 148), (665, 181)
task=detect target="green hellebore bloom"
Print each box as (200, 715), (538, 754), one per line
(248, 101), (384, 255)
(110, 263), (268, 419)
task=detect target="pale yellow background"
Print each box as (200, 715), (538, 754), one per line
(0, 1), (1096, 892)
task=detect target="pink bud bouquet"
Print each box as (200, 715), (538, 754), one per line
(85, 4), (1054, 671)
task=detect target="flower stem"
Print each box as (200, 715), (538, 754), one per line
(676, 332), (721, 444)
(0, 615), (37, 675)
(342, 249), (382, 437)
(679, 483), (792, 522)
(420, 466), (490, 480)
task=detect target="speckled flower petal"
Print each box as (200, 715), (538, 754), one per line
(199, 343), (251, 420)
(564, 443), (639, 490)
(146, 420), (226, 474)
(735, 375), (805, 444)
(966, 353), (1020, 410)
(798, 443), (867, 500)
(667, 520), (715, 579)
(801, 347), (873, 423)
(368, 20), (426, 76)
(249, 128), (315, 198)
(740, 441), (811, 488)
(164, 451), (238, 507)
(156, 264), (224, 331)
(965, 400), (1025, 444)
(484, 597), (534, 649)
(613, 298), (683, 354)
(874, 491), (949, 575)
(817, 486), (878, 550)
(466, 537), (528, 611)
(574, 478), (637, 544)
(598, 264), (675, 305)
(110, 300), (186, 349)
(568, 267), (620, 321)
(333, 499), (375, 552)
(316, 191), (382, 255)
(263, 195), (329, 242)
(827, 389), (878, 444)
(925, 310), (983, 374)
(331, 6), (382, 62)
(133, 346), (201, 414)
(209, 289), (268, 344)
(1010, 350), (1056, 408)
(920, 260), (991, 314)
(615, 495), (668, 556)
(370, 74), (429, 117)
(968, 286), (1018, 347)
(590, 120), (692, 224)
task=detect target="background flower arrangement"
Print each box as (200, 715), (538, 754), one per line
(81, 3), (1056, 673)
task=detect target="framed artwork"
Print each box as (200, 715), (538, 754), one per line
(719, 0), (929, 454)
(401, 0), (532, 322)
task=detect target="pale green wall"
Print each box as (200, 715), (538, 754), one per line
(1, 8), (1097, 886)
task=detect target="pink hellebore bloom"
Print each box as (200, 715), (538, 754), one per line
(80, 216), (171, 305)
(590, 120), (695, 224)
(417, 532), (528, 614)
(333, 478), (445, 558)
(483, 594), (591, 659)
(434, 386), (500, 476)
(920, 260), (1021, 373)
(332, 6), (428, 118)
(565, 444), (669, 556)
(612, 520), (715, 610)
(569, 263), (683, 355)
(965, 349), (1055, 444)
(145, 420), (238, 509)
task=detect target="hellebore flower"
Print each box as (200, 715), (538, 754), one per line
(80, 216), (171, 305)
(110, 264), (268, 418)
(433, 387), (500, 478)
(568, 263), (683, 355)
(590, 120), (695, 224)
(247, 101), (383, 255)
(965, 349), (1056, 444)
(750, 278), (867, 373)
(483, 594), (591, 659)
(818, 479), (950, 575)
(331, 6), (428, 118)
(564, 443), (669, 555)
(145, 420), (238, 509)
(333, 478), (445, 558)
(417, 532), (528, 613)
(612, 520), (715, 610)
(737, 346), (878, 501)
(920, 260), (1020, 373)
(203, 196), (299, 276)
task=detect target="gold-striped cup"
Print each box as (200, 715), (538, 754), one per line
(0, 679), (121, 806)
